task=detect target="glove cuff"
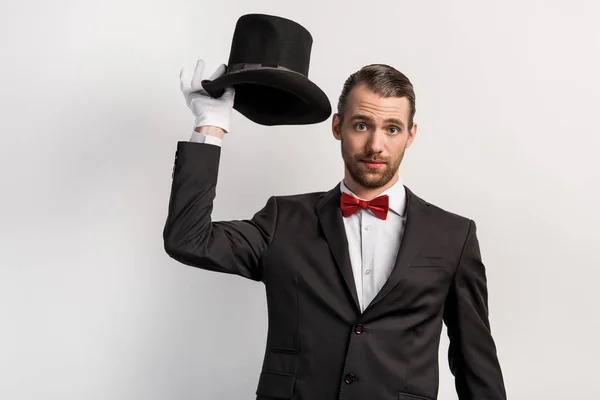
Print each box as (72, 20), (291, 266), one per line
(194, 115), (230, 133)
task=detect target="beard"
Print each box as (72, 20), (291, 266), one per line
(341, 138), (404, 189)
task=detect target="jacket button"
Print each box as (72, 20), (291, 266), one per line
(344, 373), (356, 384)
(354, 324), (364, 334)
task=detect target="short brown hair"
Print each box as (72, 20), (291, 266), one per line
(336, 64), (416, 130)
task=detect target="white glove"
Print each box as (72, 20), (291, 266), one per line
(180, 59), (235, 133)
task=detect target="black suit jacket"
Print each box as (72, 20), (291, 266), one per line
(163, 142), (507, 400)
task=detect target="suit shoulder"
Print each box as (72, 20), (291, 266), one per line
(409, 188), (472, 227)
(273, 190), (327, 206)
(428, 201), (471, 224)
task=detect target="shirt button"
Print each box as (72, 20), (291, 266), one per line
(344, 373), (357, 384)
(364, 225), (370, 231)
(354, 324), (364, 334)
(365, 269), (371, 275)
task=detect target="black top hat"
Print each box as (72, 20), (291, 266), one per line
(201, 13), (332, 126)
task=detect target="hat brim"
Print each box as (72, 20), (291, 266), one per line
(201, 67), (332, 126)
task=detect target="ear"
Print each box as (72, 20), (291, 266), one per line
(332, 114), (342, 140)
(405, 122), (418, 148)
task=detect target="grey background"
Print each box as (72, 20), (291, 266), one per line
(1, 0), (599, 399)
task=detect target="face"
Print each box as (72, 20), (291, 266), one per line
(332, 84), (417, 194)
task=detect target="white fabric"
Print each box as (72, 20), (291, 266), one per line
(339, 179), (407, 312)
(190, 130), (223, 146)
(180, 59), (234, 133)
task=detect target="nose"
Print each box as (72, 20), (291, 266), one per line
(366, 130), (385, 153)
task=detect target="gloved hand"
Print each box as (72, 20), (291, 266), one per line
(180, 59), (235, 133)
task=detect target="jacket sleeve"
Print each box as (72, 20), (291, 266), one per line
(163, 141), (277, 281)
(443, 219), (507, 400)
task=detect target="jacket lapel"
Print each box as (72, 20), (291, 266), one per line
(364, 186), (432, 313)
(316, 183), (361, 313)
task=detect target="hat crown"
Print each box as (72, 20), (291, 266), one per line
(227, 14), (313, 77)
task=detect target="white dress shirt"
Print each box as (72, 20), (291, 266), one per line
(189, 131), (407, 312)
(339, 180), (406, 311)
(190, 130), (223, 146)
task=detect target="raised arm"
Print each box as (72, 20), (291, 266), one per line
(163, 59), (277, 281)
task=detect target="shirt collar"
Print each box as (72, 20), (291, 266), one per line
(339, 178), (407, 217)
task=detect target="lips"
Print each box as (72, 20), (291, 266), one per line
(361, 160), (386, 169)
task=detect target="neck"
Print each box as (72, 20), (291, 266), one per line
(343, 173), (400, 201)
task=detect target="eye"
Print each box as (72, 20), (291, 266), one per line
(388, 126), (401, 134)
(355, 123), (368, 131)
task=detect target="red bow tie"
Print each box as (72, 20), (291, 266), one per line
(340, 192), (389, 220)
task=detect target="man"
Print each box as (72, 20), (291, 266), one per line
(164, 60), (507, 400)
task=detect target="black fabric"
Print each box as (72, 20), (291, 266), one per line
(256, 372), (296, 399)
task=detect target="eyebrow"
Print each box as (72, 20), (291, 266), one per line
(348, 114), (405, 129)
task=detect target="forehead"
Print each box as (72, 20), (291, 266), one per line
(345, 85), (410, 124)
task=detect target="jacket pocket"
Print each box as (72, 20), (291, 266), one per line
(256, 371), (295, 399)
(264, 347), (298, 374)
(398, 392), (433, 400)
